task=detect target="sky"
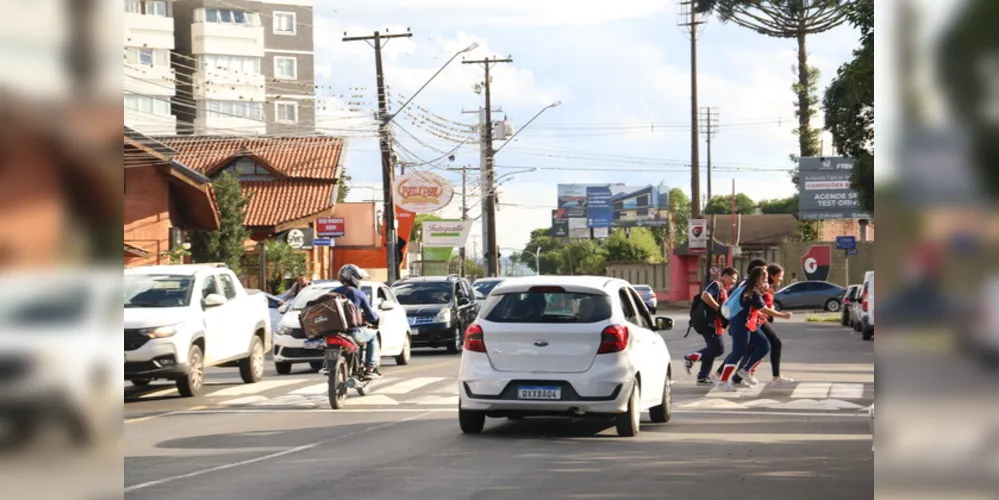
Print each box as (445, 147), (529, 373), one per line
(313, 0), (863, 253)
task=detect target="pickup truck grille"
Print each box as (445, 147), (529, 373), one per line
(124, 329), (150, 351)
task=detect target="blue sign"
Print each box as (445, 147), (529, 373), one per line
(847, 248), (859, 256)
(585, 186), (612, 228)
(312, 238), (333, 247)
(836, 236), (856, 250)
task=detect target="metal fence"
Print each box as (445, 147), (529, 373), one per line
(408, 260), (461, 277)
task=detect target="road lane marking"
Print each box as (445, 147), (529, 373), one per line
(123, 410), (439, 492)
(220, 396), (268, 406)
(407, 395), (459, 406)
(137, 388), (177, 399)
(207, 379), (311, 397)
(706, 382), (768, 399)
(377, 377), (447, 394)
(829, 383), (865, 399)
(791, 382), (831, 399)
(346, 394), (399, 406)
(124, 406), (206, 424)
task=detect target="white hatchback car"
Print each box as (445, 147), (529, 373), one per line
(457, 276), (674, 437)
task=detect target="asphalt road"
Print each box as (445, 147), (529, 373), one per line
(124, 315), (874, 500)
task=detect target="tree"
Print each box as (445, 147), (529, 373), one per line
(564, 239), (608, 275)
(704, 193), (756, 215)
(605, 228), (664, 263)
(668, 187), (692, 246)
(190, 172), (252, 272)
(520, 228), (571, 275)
(757, 196), (798, 214)
(696, 0), (851, 164)
(823, 0), (874, 213)
(409, 214), (445, 248)
(336, 168), (352, 203)
(263, 240), (309, 294)
(463, 259), (486, 280)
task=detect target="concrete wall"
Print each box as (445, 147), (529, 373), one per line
(606, 262), (670, 291)
(778, 241), (874, 287)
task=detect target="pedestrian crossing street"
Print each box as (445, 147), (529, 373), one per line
(126, 376), (873, 412)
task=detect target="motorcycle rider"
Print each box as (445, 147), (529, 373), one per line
(332, 264), (381, 378)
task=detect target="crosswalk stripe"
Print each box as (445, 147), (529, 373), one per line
(422, 379), (459, 395)
(377, 377), (447, 395)
(345, 394), (398, 406)
(707, 382), (768, 398)
(207, 379), (312, 397)
(407, 395), (458, 406)
(289, 383), (328, 396)
(220, 395), (268, 406)
(829, 383), (865, 399)
(790, 382), (831, 399)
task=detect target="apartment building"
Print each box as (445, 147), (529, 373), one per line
(168, 0), (315, 136)
(124, 0), (179, 135)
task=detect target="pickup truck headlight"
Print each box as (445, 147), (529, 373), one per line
(139, 325), (178, 339)
(435, 309), (452, 325)
(276, 325), (294, 336)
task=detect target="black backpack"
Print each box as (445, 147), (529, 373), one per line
(686, 285), (727, 337)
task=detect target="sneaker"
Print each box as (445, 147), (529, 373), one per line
(709, 372), (720, 384)
(770, 376), (796, 387)
(683, 355), (695, 375)
(364, 367), (383, 379)
(737, 369), (758, 385)
(696, 378), (714, 386)
(716, 381), (737, 392)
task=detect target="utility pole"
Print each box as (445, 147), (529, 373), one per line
(700, 106), (719, 286)
(730, 179), (737, 268)
(678, 0), (706, 219)
(463, 56), (513, 277)
(447, 165), (476, 277)
(343, 29), (413, 284)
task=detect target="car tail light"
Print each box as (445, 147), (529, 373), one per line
(862, 288), (869, 312)
(464, 324), (486, 353)
(598, 325), (629, 354)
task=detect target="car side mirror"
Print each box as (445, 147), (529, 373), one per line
(655, 316), (674, 331)
(278, 303), (289, 314)
(379, 301), (396, 311)
(203, 293), (227, 308)
(458, 296), (470, 306)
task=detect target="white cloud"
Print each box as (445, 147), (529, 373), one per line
(333, 0), (669, 27)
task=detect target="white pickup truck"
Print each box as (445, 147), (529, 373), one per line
(123, 264), (272, 396)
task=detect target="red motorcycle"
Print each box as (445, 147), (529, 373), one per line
(321, 328), (378, 409)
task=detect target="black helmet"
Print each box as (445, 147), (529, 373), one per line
(337, 264), (368, 288)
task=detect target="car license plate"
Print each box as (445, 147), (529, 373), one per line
(411, 328), (419, 335)
(304, 339), (324, 350)
(517, 386), (561, 400)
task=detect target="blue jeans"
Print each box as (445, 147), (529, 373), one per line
(720, 324), (770, 381)
(695, 332), (725, 380)
(350, 327), (379, 368)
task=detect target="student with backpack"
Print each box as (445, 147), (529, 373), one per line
(683, 267), (739, 384)
(716, 266), (792, 392)
(737, 263), (795, 386)
(715, 258), (769, 385)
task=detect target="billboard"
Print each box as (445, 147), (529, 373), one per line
(797, 157), (872, 220)
(393, 171), (454, 213)
(550, 210), (568, 237)
(422, 220), (473, 247)
(557, 184), (669, 230)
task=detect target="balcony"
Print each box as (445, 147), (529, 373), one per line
(192, 23), (264, 58)
(191, 71), (265, 102)
(125, 109), (177, 136)
(124, 13), (175, 50)
(124, 65), (176, 97)
(194, 115), (265, 136)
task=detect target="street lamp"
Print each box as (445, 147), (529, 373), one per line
(386, 42), (479, 124)
(492, 101), (562, 155)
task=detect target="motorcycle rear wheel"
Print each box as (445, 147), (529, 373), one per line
(328, 357), (348, 410)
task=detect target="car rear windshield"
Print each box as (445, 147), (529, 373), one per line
(484, 291), (612, 323)
(635, 286), (653, 293)
(392, 282), (453, 305)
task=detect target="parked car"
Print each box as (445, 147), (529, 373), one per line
(472, 278), (505, 308)
(457, 276), (675, 437)
(123, 264), (272, 396)
(841, 285), (861, 327)
(253, 291), (284, 334)
(633, 285), (658, 313)
(860, 271), (875, 341)
(272, 280), (411, 374)
(958, 275), (999, 368)
(772, 280), (846, 312)
(392, 275), (478, 354)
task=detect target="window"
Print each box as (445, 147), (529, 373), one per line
(274, 56), (297, 79)
(205, 100), (264, 120)
(482, 291), (612, 324)
(220, 157), (274, 180)
(275, 102), (297, 123)
(219, 274), (238, 300)
(618, 290), (640, 327)
(139, 48), (153, 65)
(201, 276), (219, 300)
(627, 288), (655, 330)
(124, 95), (171, 116)
(273, 11), (296, 34)
(200, 54), (261, 75)
(125, 47), (169, 66)
(144, 0), (167, 16)
(200, 8), (259, 25)
(125, 0), (141, 14)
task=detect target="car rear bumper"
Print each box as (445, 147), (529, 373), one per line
(459, 378), (634, 415)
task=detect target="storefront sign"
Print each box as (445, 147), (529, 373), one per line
(316, 217), (345, 237)
(689, 219), (707, 255)
(393, 171), (454, 213)
(423, 220), (473, 247)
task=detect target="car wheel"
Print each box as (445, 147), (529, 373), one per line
(176, 344), (204, 397)
(328, 358), (348, 410)
(825, 299), (842, 313)
(395, 335), (412, 365)
(446, 326), (463, 354)
(615, 382), (641, 437)
(239, 335), (265, 384)
(853, 320), (861, 332)
(649, 369), (672, 424)
(773, 301), (783, 312)
(863, 327), (874, 341)
(130, 379), (151, 387)
(841, 311), (849, 326)
(309, 360), (325, 371)
(275, 361), (292, 375)
(459, 403), (486, 434)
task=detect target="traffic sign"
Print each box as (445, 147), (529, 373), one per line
(847, 248), (859, 256)
(312, 238), (333, 247)
(836, 236), (856, 250)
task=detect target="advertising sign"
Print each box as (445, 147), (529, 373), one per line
(316, 218), (345, 238)
(281, 227), (314, 249)
(801, 244), (832, 281)
(689, 218), (707, 255)
(393, 171), (455, 213)
(798, 157), (872, 220)
(557, 184), (670, 229)
(568, 217), (589, 239)
(422, 220), (473, 247)
(550, 210), (568, 238)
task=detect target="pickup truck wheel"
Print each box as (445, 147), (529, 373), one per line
(275, 361), (292, 375)
(176, 345), (204, 397)
(239, 336), (265, 384)
(395, 335), (411, 365)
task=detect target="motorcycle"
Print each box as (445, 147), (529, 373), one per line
(320, 329), (378, 409)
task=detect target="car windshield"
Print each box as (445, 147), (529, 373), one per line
(473, 280), (502, 298)
(484, 291), (612, 323)
(393, 282), (453, 305)
(124, 275), (194, 308)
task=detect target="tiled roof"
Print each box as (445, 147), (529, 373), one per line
(241, 180), (334, 228)
(154, 136), (345, 180)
